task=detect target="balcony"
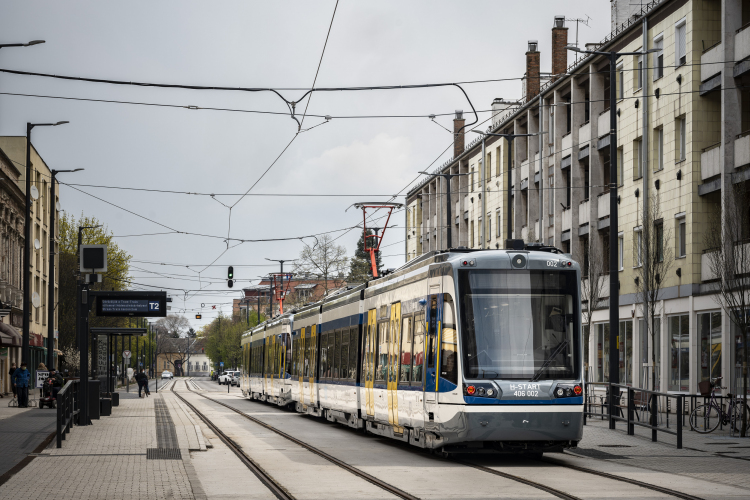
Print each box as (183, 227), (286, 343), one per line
(737, 25), (750, 66)
(735, 133), (750, 168)
(597, 192), (609, 219)
(562, 207), (572, 232)
(562, 133), (572, 156)
(597, 110), (610, 137)
(579, 199), (590, 226)
(701, 250), (718, 282)
(701, 42), (723, 82)
(701, 143), (721, 179)
(579, 122), (591, 146)
(521, 159), (529, 182)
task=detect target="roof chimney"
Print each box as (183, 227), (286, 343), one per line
(525, 41), (540, 102)
(453, 110), (465, 158)
(552, 16), (568, 82)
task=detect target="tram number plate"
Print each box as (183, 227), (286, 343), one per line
(510, 383), (540, 397)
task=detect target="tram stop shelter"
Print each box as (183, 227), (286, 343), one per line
(90, 327), (147, 394)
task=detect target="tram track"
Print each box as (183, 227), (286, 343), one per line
(177, 380), (420, 500)
(169, 381), (294, 500)
(185, 378), (706, 500)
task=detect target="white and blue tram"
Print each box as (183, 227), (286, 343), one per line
(241, 245), (583, 453)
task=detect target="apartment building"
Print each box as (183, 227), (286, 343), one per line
(0, 137), (60, 373)
(406, 0), (749, 396)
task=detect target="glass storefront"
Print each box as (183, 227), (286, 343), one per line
(669, 315), (690, 391)
(596, 320), (632, 384)
(698, 311), (721, 384)
(638, 317), (661, 390)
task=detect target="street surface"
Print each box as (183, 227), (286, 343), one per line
(0, 377), (748, 500)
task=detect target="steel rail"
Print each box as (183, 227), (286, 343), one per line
(169, 381), (294, 500)
(182, 379), (421, 500)
(456, 460), (581, 500)
(541, 455), (705, 500)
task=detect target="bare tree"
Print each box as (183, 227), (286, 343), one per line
(154, 314), (190, 338)
(575, 235), (607, 381)
(704, 183), (750, 436)
(635, 194), (674, 393)
(294, 234), (348, 292)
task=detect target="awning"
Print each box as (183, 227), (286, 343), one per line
(0, 321), (21, 347)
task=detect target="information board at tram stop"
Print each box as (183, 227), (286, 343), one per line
(36, 370), (49, 389)
(95, 292), (168, 318)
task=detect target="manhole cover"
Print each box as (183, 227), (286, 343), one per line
(598, 444), (633, 448)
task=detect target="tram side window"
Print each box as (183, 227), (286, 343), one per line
(440, 295), (458, 385)
(286, 336), (292, 376)
(328, 331), (335, 378)
(427, 295), (438, 368)
(340, 329), (349, 381)
(332, 330), (339, 379)
(349, 327), (358, 380)
(320, 332), (328, 379)
(376, 321), (388, 382)
(412, 313), (425, 384)
(400, 316), (413, 383)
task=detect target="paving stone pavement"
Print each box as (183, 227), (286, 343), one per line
(0, 384), (206, 500)
(0, 403), (56, 477)
(573, 417), (750, 490)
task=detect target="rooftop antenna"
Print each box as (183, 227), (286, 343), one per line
(565, 14), (592, 62)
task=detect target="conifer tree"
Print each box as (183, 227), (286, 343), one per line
(348, 230), (382, 283)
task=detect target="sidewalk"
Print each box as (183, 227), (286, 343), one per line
(0, 394), (57, 481)
(574, 416), (750, 490)
(0, 380), (211, 500)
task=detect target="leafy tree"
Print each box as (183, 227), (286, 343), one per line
(57, 213), (132, 351)
(202, 313), (246, 371)
(154, 314), (190, 338)
(348, 229), (382, 283)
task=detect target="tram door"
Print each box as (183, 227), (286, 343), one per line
(299, 327), (306, 406)
(424, 283), (441, 415)
(364, 309), (377, 417)
(309, 324), (316, 406)
(387, 303), (402, 431)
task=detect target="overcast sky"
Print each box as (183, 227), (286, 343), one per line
(0, 0), (611, 328)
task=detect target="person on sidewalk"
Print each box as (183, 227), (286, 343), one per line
(46, 368), (64, 399)
(12, 362), (31, 408)
(135, 369), (150, 398)
(8, 362), (17, 400)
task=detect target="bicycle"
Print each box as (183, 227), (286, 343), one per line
(689, 377), (750, 434)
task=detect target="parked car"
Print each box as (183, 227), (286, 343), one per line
(161, 370), (173, 379)
(218, 370), (240, 385)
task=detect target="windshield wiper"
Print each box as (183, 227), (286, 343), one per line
(530, 339), (568, 382)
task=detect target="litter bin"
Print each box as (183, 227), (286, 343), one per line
(111, 391), (119, 407)
(100, 397), (112, 416)
(88, 379), (101, 420)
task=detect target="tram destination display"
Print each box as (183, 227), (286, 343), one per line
(95, 291), (168, 317)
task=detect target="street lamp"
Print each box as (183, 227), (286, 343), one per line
(47, 167), (84, 369)
(0, 40), (45, 49)
(22, 121), (68, 368)
(472, 130), (540, 247)
(566, 45), (658, 426)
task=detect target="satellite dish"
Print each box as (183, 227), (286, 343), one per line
(31, 292), (40, 309)
(34, 239), (41, 250)
(55, 201), (61, 211)
(30, 186), (39, 200)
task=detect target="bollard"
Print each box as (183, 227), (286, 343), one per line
(627, 388), (634, 436)
(677, 395), (683, 449)
(650, 392), (657, 442)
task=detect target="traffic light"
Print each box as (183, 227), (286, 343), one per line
(227, 280), (234, 288)
(228, 266), (234, 279)
(195, 314), (202, 320)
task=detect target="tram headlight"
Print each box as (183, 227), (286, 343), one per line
(486, 388), (495, 396)
(477, 387), (486, 396)
(555, 388), (565, 397)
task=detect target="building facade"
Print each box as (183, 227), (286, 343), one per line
(0, 137), (61, 377)
(406, 0), (749, 396)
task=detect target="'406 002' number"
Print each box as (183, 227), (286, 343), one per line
(513, 391), (539, 397)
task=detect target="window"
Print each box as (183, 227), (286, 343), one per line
(619, 320), (634, 384)
(486, 213), (491, 242)
(470, 220), (475, 248)
(471, 167), (475, 191)
(653, 35), (664, 79)
(583, 163), (590, 200)
(698, 312), (722, 385)
(634, 139), (643, 178)
(495, 147), (501, 177)
(400, 316), (413, 383)
(655, 127), (664, 171)
(617, 64), (624, 100)
(565, 169), (571, 208)
(496, 210), (502, 237)
(376, 321), (388, 382)
(565, 97), (572, 134)
(677, 117), (686, 161)
(676, 20), (686, 66)
(634, 227), (643, 266)
(440, 295), (457, 385)
(617, 147), (623, 186)
(412, 312), (425, 384)
(486, 152), (492, 181)
(676, 214), (686, 257)
(639, 317), (662, 390)
(618, 233), (624, 270)
(548, 175), (554, 217)
(655, 220), (664, 262)
(669, 315), (690, 391)
(584, 91), (590, 122)
(635, 52), (643, 90)
(427, 295), (438, 369)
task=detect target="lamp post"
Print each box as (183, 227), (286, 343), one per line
(47, 168), (83, 369)
(472, 130), (540, 246)
(418, 171), (468, 250)
(567, 45), (658, 427)
(22, 120), (68, 368)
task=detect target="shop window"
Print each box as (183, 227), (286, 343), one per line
(698, 312), (722, 385)
(669, 314), (690, 391)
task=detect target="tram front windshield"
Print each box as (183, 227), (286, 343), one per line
(459, 269), (578, 380)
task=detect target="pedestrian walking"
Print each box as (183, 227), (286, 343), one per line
(8, 362), (17, 399)
(12, 362), (31, 408)
(135, 369), (150, 398)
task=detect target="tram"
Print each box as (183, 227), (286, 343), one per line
(241, 244), (583, 454)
